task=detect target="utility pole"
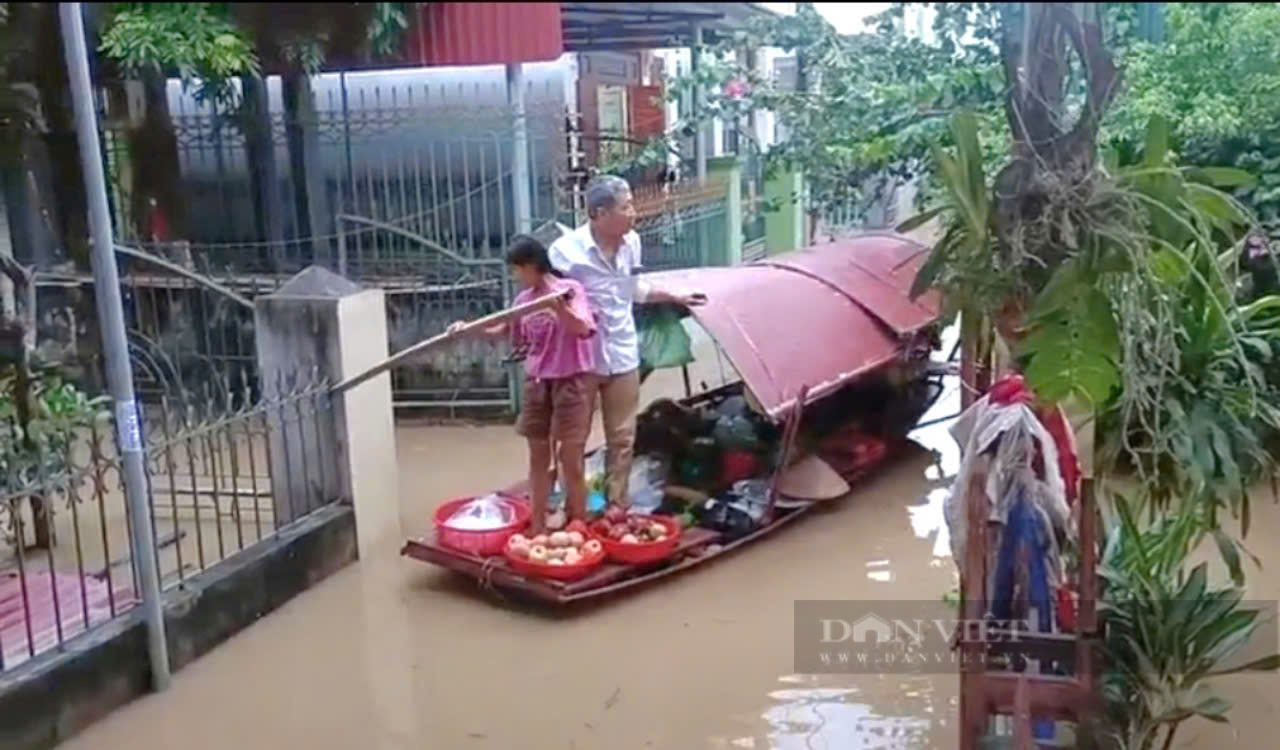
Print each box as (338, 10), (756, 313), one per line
(58, 2), (171, 691)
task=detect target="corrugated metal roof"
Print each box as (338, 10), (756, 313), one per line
(406, 3), (565, 67)
(560, 3), (773, 52)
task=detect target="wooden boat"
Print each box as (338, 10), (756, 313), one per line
(401, 232), (945, 605)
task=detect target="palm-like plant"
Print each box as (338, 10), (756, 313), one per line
(904, 112), (1278, 528)
(1099, 493), (1280, 750)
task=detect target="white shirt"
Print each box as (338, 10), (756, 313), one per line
(548, 223), (652, 376)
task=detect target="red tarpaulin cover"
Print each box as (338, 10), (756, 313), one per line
(406, 2), (564, 67)
(643, 234), (940, 420)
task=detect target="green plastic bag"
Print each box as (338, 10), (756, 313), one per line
(638, 306), (694, 372)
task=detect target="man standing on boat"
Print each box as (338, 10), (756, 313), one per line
(549, 175), (706, 508)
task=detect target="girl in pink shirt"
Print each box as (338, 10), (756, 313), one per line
(448, 236), (597, 532)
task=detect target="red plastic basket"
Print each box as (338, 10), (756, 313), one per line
(434, 495), (531, 557)
(589, 514), (682, 565)
(504, 543), (606, 581)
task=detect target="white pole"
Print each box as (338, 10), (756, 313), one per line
(507, 63), (533, 234)
(58, 2), (171, 691)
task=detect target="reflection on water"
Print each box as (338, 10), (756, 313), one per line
(866, 559), (896, 583)
(761, 675), (936, 749)
(907, 488), (952, 561)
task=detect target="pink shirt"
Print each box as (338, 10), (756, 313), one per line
(512, 277), (597, 380)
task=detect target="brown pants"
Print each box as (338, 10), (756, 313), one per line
(592, 370), (641, 506)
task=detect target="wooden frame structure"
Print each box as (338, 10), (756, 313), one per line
(958, 475), (1102, 748)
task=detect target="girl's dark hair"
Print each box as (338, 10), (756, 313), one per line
(505, 234), (564, 277)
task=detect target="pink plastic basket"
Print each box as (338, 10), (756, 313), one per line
(433, 495), (531, 557)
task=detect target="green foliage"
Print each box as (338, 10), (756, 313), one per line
(99, 3), (260, 108)
(1020, 282), (1120, 406)
(908, 110), (1275, 532)
(644, 3), (1006, 221)
(1099, 493), (1279, 750)
(0, 372), (108, 490)
(98, 2), (411, 109)
(366, 2), (410, 59)
(1105, 4), (1280, 241)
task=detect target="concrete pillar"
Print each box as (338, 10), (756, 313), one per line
(764, 167), (806, 255)
(254, 266), (399, 557)
(707, 155), (743, 266)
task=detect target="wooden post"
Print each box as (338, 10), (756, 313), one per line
(765, 385), (808, 523)
(960, 468), (989, 750)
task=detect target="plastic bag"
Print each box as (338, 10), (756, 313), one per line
(697, 498), (757, 541)
(552, 452), (609, 513)
(727, 479), (770, 522)
(638, 306), (694, 371)
(629, 455), (670, 512)
(713, 413), (759, 451)
(443, 494), (515, 530)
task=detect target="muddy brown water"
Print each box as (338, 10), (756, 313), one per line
(60, 327), (1280, 749)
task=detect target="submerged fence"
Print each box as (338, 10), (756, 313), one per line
(0, 373), (333, 672)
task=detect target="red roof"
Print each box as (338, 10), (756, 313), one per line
(642, 234), (940, 420)
(406, 3), (564, 67)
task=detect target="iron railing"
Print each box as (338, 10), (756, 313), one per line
(0, 373), (333, 672)
(103, 93), (573, 273)
(741, 147), (767, 259)
(633, 179), (732, 271)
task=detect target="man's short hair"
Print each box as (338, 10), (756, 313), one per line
(586, 175), (631, 218)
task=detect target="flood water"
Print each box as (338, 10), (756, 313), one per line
(60, 325), (1280, 749)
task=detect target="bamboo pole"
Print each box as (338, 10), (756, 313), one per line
(331, 288), (570, 395)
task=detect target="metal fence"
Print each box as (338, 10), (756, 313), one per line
(0, 373), (332, 672)
(741, 148), (767, 261)
(633, 179), (731, 271)
(98, 81), (577, 413)
(104, 88), (573, 274)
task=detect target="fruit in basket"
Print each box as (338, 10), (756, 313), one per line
(604, 505), (628, 523)
(528, 545), (549, 563)
(548, 558), (565, 566)
(508, 539), (531, 559)
(549, 531), (571, 548)
(564, 549), (582, 565)
(531, 534), (549, 547)
(621, 533), (639, 544)
(567, 519), (589, 536)
(509, 533), (529, 547)
(567, 530), (585, 547)
(649, 523), (666, 538)
(584, 539), (603, 555)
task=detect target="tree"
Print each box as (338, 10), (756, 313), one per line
(624, 3), (1006, 237)
(905, 3), (1280, 545)
(1103, 4), (1280, 240)
(96, 3), (409, 249)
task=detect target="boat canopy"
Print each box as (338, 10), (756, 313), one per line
(642, 233), (942, 421)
